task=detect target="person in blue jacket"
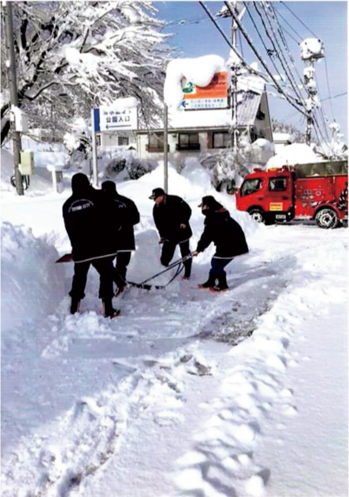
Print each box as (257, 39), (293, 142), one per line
(192, 195), (249, 292)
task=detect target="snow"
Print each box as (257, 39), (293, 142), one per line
(300, 38), (324, 60)
(266, 143), (319, 168)
(164, 55), (227, 109)
(164, 54), (266, 130)
(1, 148), (347, 497)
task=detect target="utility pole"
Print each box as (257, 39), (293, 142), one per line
(218, 2), (246, 155)
(164, 104), (168, 193)
(91, 108), (99, 186)
(4, 1), (24, 195)
(300, 38), (324, 145)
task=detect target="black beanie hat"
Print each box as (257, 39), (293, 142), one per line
(71, 173), (90, 194)
(102, 180), (117, 194)
(198, 195), (223, 210)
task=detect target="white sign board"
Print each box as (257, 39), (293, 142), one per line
(100, 100), (138, 131)
(181, 72), (228, 111)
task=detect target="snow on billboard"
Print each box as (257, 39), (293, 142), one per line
(181, 72), (228, 110)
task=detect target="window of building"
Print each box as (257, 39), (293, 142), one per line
(146, 133), (168, 152)
(269, 177), (287, 191)
(241, 178), (262, 196)
(213, 132), (230, 148)
(118, 136), (129, 146)
(250, 128), (257, 143)
(257, 109), (265, 120)
(177, 133), (200, 151)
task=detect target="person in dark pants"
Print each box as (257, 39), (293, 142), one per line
(192, 195), (249, 292)
(150, 187), (192, 279)
(62, 173), (119, 317)
(101, 181), (140, 296)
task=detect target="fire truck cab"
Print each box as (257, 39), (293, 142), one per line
(235, 164), (348, 229)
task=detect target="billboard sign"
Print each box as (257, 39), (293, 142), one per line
(181, 71), (228, 110)
(99, 98), (138, 131)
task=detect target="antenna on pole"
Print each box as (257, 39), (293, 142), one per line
(300, 38), (324, 145)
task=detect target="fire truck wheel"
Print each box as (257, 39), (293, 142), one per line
(315, 208), (338, 229)
(248, 208), (266, 224)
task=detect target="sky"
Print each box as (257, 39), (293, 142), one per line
(1, 146), (347, 496)
(154, 1), (348, 142)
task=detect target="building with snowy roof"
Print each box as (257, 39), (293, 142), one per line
(135, 55), (273, 166)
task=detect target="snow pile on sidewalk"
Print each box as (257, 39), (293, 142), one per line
(1, 222), (65, 334)
(1, 152), (347, 497)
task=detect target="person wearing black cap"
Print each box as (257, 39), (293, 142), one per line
(62, 173), (119, 318)
(149, 187), (192, 279)
(192, 195), (249, 292)
(101, 181), (140, 296)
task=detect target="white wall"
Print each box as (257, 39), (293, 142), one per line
(137, 131), (226, 167)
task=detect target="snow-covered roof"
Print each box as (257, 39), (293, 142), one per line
(161, 55), (267, 130)
(236, 90), (262, 126)
(273, 132), (292, 143)
(164, 55), (227, 110)
(266, 143), (320, 168)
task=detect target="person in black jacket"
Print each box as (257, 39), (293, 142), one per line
(101, 181), (140, 296)
(62, 173), (119, 317)
(150, 187), (192, 279)
(192, 195), (249, 292)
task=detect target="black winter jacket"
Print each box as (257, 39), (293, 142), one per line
(63, 187), (118, 263)
(108, 193), (140, 251)
(153, 195), (192, 243)
(196, 208), (249, 258)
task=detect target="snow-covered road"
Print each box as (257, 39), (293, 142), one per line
(1, 161), (347, 497)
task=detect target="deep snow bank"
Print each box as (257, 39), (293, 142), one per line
(1, 222), (65, 333)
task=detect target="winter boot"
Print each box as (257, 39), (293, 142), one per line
(198, 275), (216, 289)
(70, 298), (81, 314)
(210, 274), (228, 292)
(209, 286), (228, 293)
(102, 298), (120, 319)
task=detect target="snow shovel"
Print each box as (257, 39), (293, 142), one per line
(56, 253), (73, 263)
(127, 254), (192, 290)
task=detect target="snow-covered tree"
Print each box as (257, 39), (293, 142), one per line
(272, 118), (306, 143)
(1, 1), (171, 145)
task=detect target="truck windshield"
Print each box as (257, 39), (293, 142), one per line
(241, 178), (262, 196)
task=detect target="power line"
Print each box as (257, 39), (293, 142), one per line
(324, 56), (335, 120)
(321, 91), (347, 102)
(224, 1), (308, 117)
(254, 2), (305, 105)
(280, 2), (319, 39)
(314, 72), (332, 142)
(198, 2), (245, 65)
(272, 5), (303, 43)
(165, 15), (209, 27)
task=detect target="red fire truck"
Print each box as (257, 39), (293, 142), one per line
(235, 162), (348, 229)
